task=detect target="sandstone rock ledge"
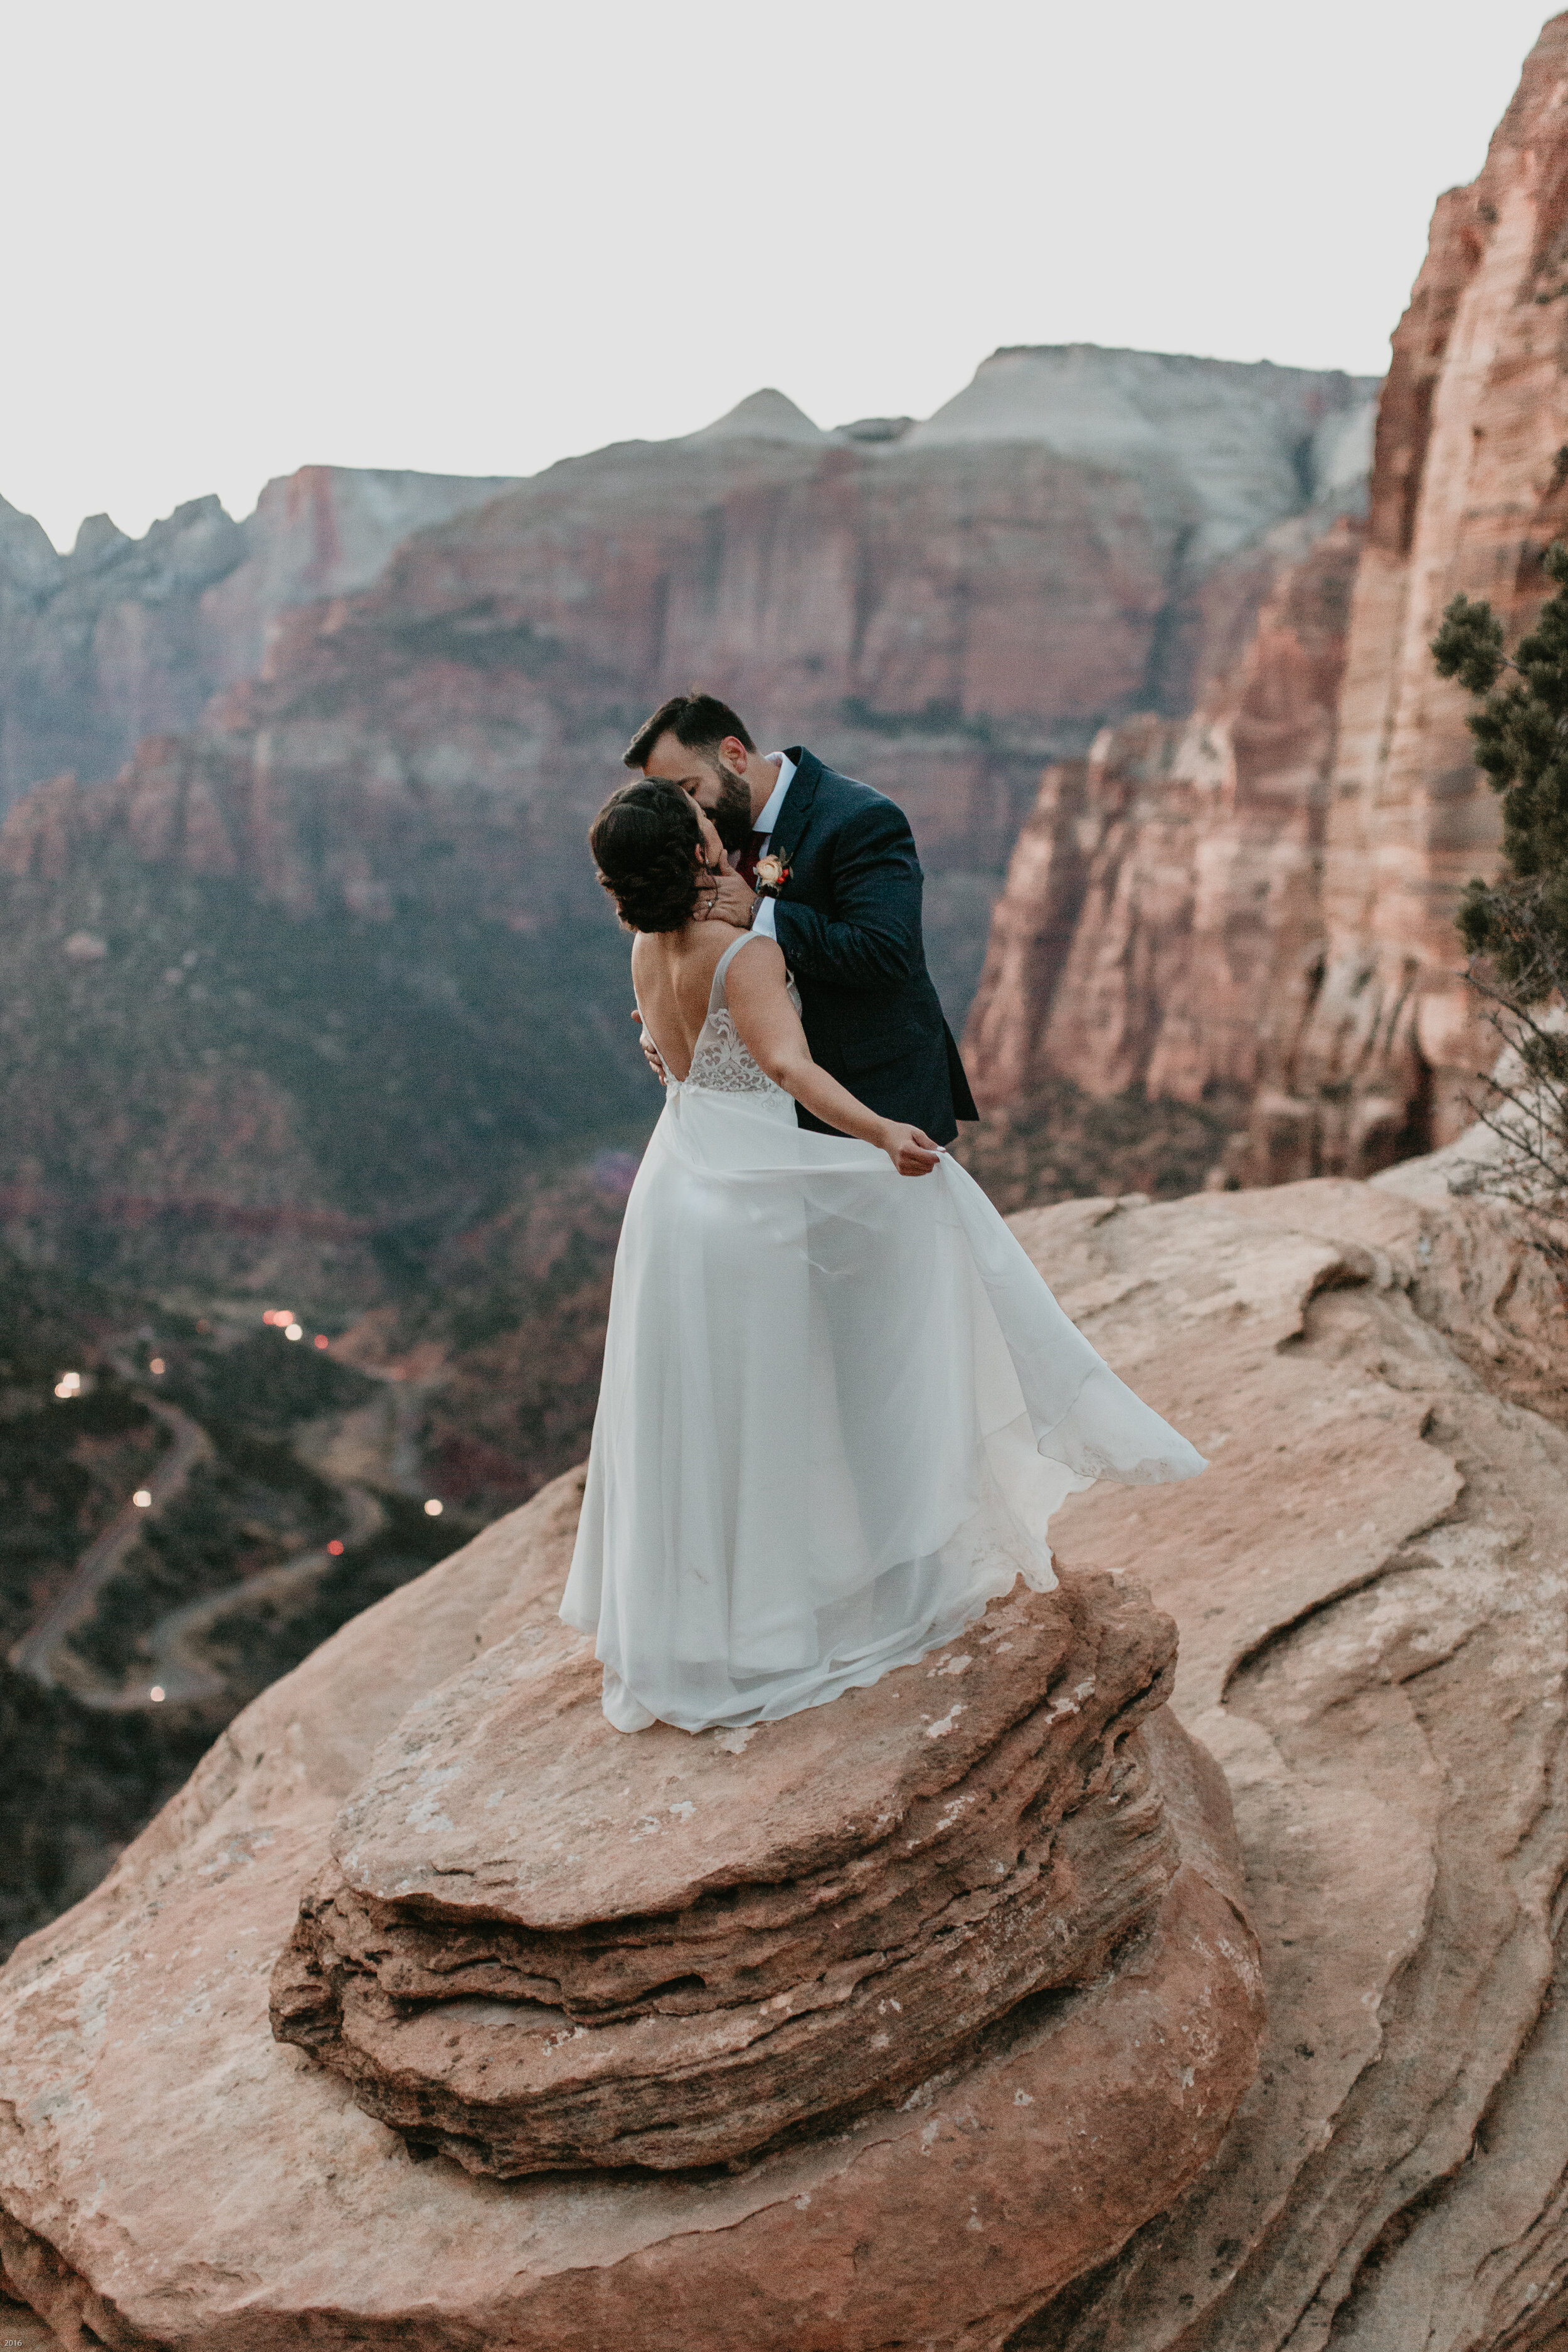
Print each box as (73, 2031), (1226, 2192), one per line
(271, 1571), (1227, 2178)
(0, 1477), (1260, 2352)
(5, 1169), (1564, 2350)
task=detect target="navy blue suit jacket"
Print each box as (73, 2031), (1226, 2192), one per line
(765, 748), (978, 1146)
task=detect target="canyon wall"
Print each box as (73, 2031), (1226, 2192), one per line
(0, 465), (519, 813)
(1254, 9), (1568, 1175)
(1, 349), (1376, 1019)
(967, 12), (1568, 1175)
(965, 514), (1362, 1121)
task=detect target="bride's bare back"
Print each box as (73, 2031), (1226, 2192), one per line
(633, 919), (941, 1176)
(631, 921), (748, 1082)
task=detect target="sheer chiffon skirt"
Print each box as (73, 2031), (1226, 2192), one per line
(560, 1082), (1205, 1734)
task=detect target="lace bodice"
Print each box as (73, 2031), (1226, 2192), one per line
(686, 1006), (783, 1094)
(679, 937), (798, 1098)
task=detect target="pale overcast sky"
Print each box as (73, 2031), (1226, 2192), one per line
(1, 0), (1559, 550)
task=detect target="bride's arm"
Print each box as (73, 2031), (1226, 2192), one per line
(724, 938), (941, 1175)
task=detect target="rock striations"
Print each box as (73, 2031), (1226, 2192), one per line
(1249, 9), (1568, 1176)
(3, 1167), (1567, 2348)
(0, 1481), (1260, 2351)
(965, 13), (1568, 1173)
(272, 1574), (1195, 2177)
(1006, 1168), (1568, 2351)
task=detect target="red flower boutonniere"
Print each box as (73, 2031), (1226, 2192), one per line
(753, 852), (792, 899)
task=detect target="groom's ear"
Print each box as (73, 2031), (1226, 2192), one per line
(719, 734), (751, 771)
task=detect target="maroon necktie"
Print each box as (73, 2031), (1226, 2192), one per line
(736, 830), (768, 891)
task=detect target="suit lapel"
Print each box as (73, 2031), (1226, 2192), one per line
(770, 746), (823, 872)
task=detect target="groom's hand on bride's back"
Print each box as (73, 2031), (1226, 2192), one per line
(880, 1122), (943, 1177)
(633, 1010), (668, 1084)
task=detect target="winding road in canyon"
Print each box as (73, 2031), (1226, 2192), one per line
(65, 1480), (388, 1713)
(7, 1396), (215, 1690)
(11, 1352), (425, 1712)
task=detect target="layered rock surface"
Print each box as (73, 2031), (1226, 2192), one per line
(1009, 1169), (1568, 2349)
(0, 1479), (1260, 2350)
(3, 1170), (1567, 2348)
(272, 1573), (1188, 2175)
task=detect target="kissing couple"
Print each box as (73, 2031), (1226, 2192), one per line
(561, 692), (1204, 1734)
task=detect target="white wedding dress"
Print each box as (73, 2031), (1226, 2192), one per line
(561, 936), (1205, 1734)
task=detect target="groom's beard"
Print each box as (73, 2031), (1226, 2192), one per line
(707, 764), (755, 854)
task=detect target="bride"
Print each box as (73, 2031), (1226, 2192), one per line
(561, 779), (1205, 1734)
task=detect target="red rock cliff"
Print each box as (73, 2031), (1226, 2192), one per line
(1251, 11), (1568, 1176)
(967, 14), (1568, 1174)
(965, 516), (1361, 1116)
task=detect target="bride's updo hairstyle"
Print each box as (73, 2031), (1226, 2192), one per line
(590, 780), (706, 933)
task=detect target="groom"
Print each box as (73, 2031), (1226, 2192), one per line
(623, 691), (977, 1144)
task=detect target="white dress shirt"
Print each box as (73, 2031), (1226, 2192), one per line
(748, 750), (795, 941)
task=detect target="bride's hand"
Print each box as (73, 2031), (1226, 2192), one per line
(879, 1121), (943, 1176)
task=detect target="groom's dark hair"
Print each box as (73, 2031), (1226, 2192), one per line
(623, 691), (755, 771)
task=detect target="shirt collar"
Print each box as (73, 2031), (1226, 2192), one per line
(753, 751), (795, 837)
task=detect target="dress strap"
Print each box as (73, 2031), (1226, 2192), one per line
(707, 933), (761, 1013)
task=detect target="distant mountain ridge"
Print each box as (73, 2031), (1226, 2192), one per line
(0, 466), (519, 814)
(0, 344), (1375, 825)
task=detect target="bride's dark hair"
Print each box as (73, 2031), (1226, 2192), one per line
(590, 780), (706, 933)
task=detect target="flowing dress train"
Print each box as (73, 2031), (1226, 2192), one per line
(561, 937), (1205, 1732)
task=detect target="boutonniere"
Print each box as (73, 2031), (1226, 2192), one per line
(753, 852), (792, 898)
